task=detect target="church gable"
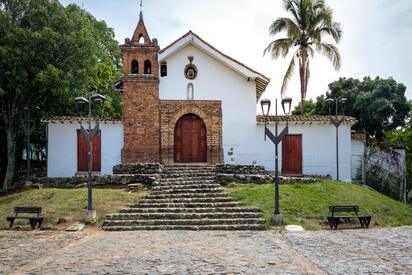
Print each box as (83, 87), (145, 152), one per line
(159, 44), (256, 103)
(159, 31), (270, 102)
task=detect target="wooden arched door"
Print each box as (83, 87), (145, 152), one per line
(174, 114), (207, 163)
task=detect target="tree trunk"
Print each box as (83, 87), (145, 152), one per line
(3, 122), (16, 191)
(299, 62), (305, 115)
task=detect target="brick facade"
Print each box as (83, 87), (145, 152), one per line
(121, 14), (223, 165)
(121, 14), (161, 163)
(159, 100), (223, 164)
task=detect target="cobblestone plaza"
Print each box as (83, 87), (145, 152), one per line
(0, 226), (411, 274)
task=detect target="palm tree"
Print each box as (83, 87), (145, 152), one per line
(264, 0), (342, 114)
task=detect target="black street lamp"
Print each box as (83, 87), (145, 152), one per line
(326, 97), (347, 181)
(22, 105), (40, 184)
(75, 92), (106, 218)
(261, 97), (292, 225)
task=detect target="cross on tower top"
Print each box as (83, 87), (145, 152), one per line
(139, 0), (143, 18)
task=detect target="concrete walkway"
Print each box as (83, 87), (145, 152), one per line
(0, 226), (411, 274)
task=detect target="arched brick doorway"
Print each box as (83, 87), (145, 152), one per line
(174, 114), (207, 163)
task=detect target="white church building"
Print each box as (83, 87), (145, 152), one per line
(44, 12), (357, 182)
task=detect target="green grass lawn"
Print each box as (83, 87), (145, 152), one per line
(0, 187), (144, 228)
(226, 180), (412, 230)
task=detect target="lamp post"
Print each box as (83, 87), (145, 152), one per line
(325, 97), (347, 181)
(261, 97), (292, 225)
(75, 92), (106, 218)
(22, 105), (40, 184)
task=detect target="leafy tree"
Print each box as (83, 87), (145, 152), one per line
(326, 77), (409, 140)
(385, 107), (412, 202)
(296, 77), (410, 140)
(291, 98), (325, 115)
(0, 0), (121, 191)
(264, 0), (342, 114)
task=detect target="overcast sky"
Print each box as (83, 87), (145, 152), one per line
(61, 0), (412, 108)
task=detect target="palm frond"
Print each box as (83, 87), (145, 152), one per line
(283, 0), (302, 29)
(281, 52), (298, 96)
(315, 23), (342, 43)
(285, 18), (302, 38)
(269, 17), (299, 36)
(269, 17), (301, 38)
(305, 45), (315, 58)
(264, 38), (294, 58)
(312, 0), (326, 10)
(310, 6), (333, 29)
(317, 43), (341, 70)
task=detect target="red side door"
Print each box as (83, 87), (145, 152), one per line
(77, 130), (101, 172)
(282, 134), (302, 175)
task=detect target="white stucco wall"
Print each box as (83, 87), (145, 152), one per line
(47, 122), (123, 177)
(159, 44), (258, 164)
(351, 139), (364, 181)
(251, 122), (353, 182)
(351, 138), (406, 180)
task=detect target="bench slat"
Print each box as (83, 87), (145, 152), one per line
(329, 206), (359, 212)
(14, 207), (42, 214)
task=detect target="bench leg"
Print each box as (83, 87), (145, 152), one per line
(7, 218), (15, 229)
(365, 217), (371, 228)
(29, 219), (36, 230)
(333, 218), (340, 229)
(327, 217), (335, 229)
(37, 218), (43, 229)
(359, 217), (364, 228)
(358, 217), (371, 229)
(327, 217), (339, 229)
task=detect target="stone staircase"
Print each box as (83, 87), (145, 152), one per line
(103, 165), (266, 230)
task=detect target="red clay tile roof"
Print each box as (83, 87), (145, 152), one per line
(42, 116), (121, 123)
(257, 115), (357, 123)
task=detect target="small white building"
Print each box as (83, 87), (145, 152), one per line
(351, 132), (406, 182)
(44, 12), (357, 182)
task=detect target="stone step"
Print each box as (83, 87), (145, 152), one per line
(139, 197), (233, 204)
(161, 173), (215, 178)
(152, 184), (222, 191)
(102, 224), (266, 231)
(159, 176), (216, 182)
(162, 168), (215, 172)
(145, 193), (226, 199)
(106, 212), (263, 220)
(134, 202), (241, 208)
(151, 188), (223, 194)
(103, 218), (265, 227)
(103, 164), (267, 231)
(119, 207), (261, 214)
(163, 165), (215, 169)
(157, 180), (216, 185)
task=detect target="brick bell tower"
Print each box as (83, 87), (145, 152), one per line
(121, 11), (161, 163)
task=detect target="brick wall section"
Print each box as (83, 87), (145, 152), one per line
(159, 100), (223, 164)
(122, 47), (159, 76)
(121, 24), (161, 163)
(121, 76), (161, 163)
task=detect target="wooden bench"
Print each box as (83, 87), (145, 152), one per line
(6, 207), (44, 229)
(327, 205), (371, 229)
